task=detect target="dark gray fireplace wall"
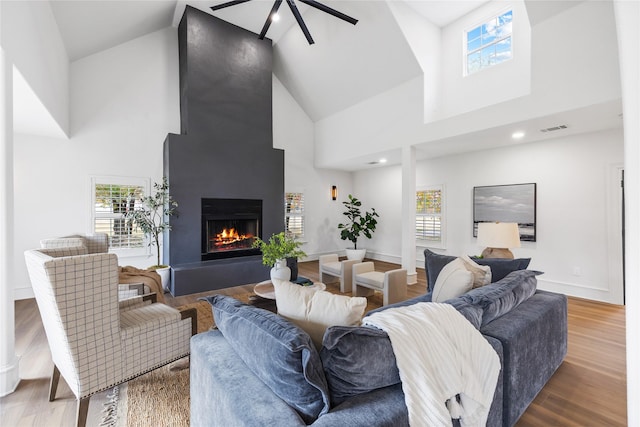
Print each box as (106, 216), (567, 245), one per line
(163, 7), (283, 295)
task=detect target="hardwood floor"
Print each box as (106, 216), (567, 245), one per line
(1, 260), (626, 426)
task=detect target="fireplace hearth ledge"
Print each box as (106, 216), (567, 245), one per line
(170, 255), (271, 296)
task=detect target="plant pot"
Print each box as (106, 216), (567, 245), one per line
(270, 259), (291, 282)
(155, 266), (171, 291)
(345, 248), (366, 261)
(286, 257), (299, 281)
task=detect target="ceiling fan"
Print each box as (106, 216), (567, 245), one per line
(210, 0), (358, 45)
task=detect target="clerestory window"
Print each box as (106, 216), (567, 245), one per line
(466, 9), (513, 75)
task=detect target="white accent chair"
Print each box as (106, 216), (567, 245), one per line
(318, 254), (361, 293)
(24, 247), (196, 427)
(352, 262), (408, 306)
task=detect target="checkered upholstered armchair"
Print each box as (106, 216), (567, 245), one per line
(40, 232), (109, 254)
(24, 247), (196, 427)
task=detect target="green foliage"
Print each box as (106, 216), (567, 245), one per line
(252, 232), (306, 267)
(124, 177), (177, 267)
(337, 194), (379, 249)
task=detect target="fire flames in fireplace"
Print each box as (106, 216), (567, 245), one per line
(201, 198), (262, 260)
(214, 228), (254, 248)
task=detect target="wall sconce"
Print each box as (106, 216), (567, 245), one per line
(477, 222), (521, 259)
(331, 185), (338, 201)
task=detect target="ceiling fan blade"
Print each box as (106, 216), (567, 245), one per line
(259, 0), (284, 39)
(211, 0), (253, 12)
(298, 0), (358, 25)
(286, 0), (314, 44)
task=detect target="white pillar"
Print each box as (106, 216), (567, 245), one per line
(0, 47), (20, 396)
(401, 146), (417, 284)
(614, 1), (640, 425)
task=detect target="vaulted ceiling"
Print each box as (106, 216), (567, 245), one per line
(16, 0), (621, 171)
(47, 0), (488, 123)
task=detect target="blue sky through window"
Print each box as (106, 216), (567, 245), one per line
(466, 10), (512, 74)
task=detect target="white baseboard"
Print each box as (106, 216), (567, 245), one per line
(537, 278), (620, 305)
(0, 355), (21, 397)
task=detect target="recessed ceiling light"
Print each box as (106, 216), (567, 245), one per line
(379, 158), (387, 163)
(512, 131), (525, 139)
(271, 13), (280, 22)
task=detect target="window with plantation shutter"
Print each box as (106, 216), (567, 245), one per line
(416, 187), (443, 243)
(285, 192), (304, 238)
(91, 176), (149, 254)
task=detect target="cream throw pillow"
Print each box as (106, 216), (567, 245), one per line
(273, 279), (367, 349)
(432, 258), (474, 303)
(460, 255), (492, 288)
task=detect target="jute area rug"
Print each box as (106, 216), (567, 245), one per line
(104, 288), (382, 426)
(103, 295), (238, 427)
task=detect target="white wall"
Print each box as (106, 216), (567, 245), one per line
(387, 1), (442, 123)
(314, 0), (621, 169)
(441, 0), (531, 118)
(273, 75), (354, 258)
(614, 0), (640, 423)
(13, 27), (181, 298)
(0, 0), (69, 135)
(352, 128), (624, 304)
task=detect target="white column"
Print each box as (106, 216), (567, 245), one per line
(614, 1), (640, 425)
(0, 47), (20, 396)
(401, 146), (417, 284)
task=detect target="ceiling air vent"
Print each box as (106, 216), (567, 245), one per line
(540, 124), (568, 133)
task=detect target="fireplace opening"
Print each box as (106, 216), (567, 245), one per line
(201, 198), (262, 261)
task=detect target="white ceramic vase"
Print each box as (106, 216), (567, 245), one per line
(156, 266), (171, 291)
(345, 248), (366, 261)
(270, 259), (291, 282)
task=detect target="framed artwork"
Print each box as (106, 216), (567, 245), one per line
(473, 183), (536, 242)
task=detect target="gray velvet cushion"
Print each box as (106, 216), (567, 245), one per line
(321, 299), (483, 404)
(423, 249), (457, 292)
(321, 325), (400, 405)
(459, 269), (541, 326)
(202, 295), (330, 423)
(471, 257), (531, 282)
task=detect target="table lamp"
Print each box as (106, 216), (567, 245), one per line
(477, 222), (521, 259)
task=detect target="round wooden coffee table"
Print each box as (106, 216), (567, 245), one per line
(253, 280), (326, 300)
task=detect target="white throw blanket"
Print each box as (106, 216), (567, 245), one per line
(363, 303), (500, 427)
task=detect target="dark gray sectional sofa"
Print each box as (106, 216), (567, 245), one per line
(190, 253), (567, 427)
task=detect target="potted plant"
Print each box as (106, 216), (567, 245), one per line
(124, 177), (178, 290)
(252, 232), (306, 282)
(338, 194), (379, 261)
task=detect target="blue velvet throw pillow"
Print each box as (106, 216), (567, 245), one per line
(202, 295), (330, 423)
(459, 269), (541, 326)
(471, 257), (531, 282)
(423, 249), (457, 292)
(321, 325), (400, 405)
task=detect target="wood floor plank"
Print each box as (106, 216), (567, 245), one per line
(2, 259), (627, 426)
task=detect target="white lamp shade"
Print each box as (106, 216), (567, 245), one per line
(477, 222), (521, 249)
